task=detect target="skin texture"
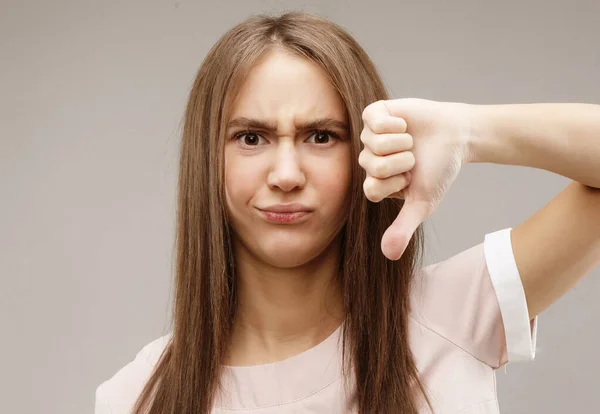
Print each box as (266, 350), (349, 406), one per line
(223, 49), (351, 365)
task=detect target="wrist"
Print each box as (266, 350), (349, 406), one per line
(464, 104), (498, 165)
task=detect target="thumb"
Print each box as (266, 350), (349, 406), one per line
(381, 200), (431, 260)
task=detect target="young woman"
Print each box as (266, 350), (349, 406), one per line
(95, 11), (600, 414)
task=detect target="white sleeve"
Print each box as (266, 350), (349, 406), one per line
(484, 227), (539, 371)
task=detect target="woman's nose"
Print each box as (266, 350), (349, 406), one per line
(267, 142), (306, 192)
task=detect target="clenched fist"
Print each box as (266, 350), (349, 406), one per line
(359, 98), (473, 260)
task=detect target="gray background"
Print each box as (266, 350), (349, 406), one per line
(1, 0), (598, 413)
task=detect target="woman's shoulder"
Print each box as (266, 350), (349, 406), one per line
(133, 333), (173, 368)
(95, 333), (172, 413)
(409, 228), (537, 369)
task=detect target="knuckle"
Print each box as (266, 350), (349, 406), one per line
(357, 150), (368, 169)
(371, 137), (383, 155)
(362, 101), (378, 122)
(359, 128), (369, 145)
(363, 178), (382, 202)
(361, 105), (371, 122)
(373, 159), (388, 177)
(371, 138), (386, 155)
(371, 117), (385, 133)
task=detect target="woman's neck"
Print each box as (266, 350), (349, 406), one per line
(225, 238), (344, 366)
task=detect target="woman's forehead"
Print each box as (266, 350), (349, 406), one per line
(229, 51), (346, 123)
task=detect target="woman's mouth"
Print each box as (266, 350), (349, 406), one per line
(256, 205), (313, 223)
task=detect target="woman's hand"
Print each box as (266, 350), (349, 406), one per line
(359, 98), (473, 260)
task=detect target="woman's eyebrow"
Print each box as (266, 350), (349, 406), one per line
(227, 117), (349, 133)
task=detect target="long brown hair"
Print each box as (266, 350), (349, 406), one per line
(134, 11), (432, 414)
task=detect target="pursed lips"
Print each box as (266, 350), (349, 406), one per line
(257, 203), (313, 213)
(256, 204), (313, 223)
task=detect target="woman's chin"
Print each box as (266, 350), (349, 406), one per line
(257, 242), (327, 269)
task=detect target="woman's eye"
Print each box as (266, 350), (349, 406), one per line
(235, 131), (264, 146)
(307, 130), (338, 144)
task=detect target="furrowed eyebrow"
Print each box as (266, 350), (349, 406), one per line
(227, 117), (349, 133)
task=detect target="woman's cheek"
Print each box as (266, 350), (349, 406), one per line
(318, 163), (351, 209)
(225, 155), (253, 210)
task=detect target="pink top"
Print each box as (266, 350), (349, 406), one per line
(95, 228), (538, 413)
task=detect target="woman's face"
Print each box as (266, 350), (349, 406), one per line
(224, 49), (352, 268)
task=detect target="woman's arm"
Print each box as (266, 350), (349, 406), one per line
(467, 103), (600, 189)
(466, 103), (600, 319)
